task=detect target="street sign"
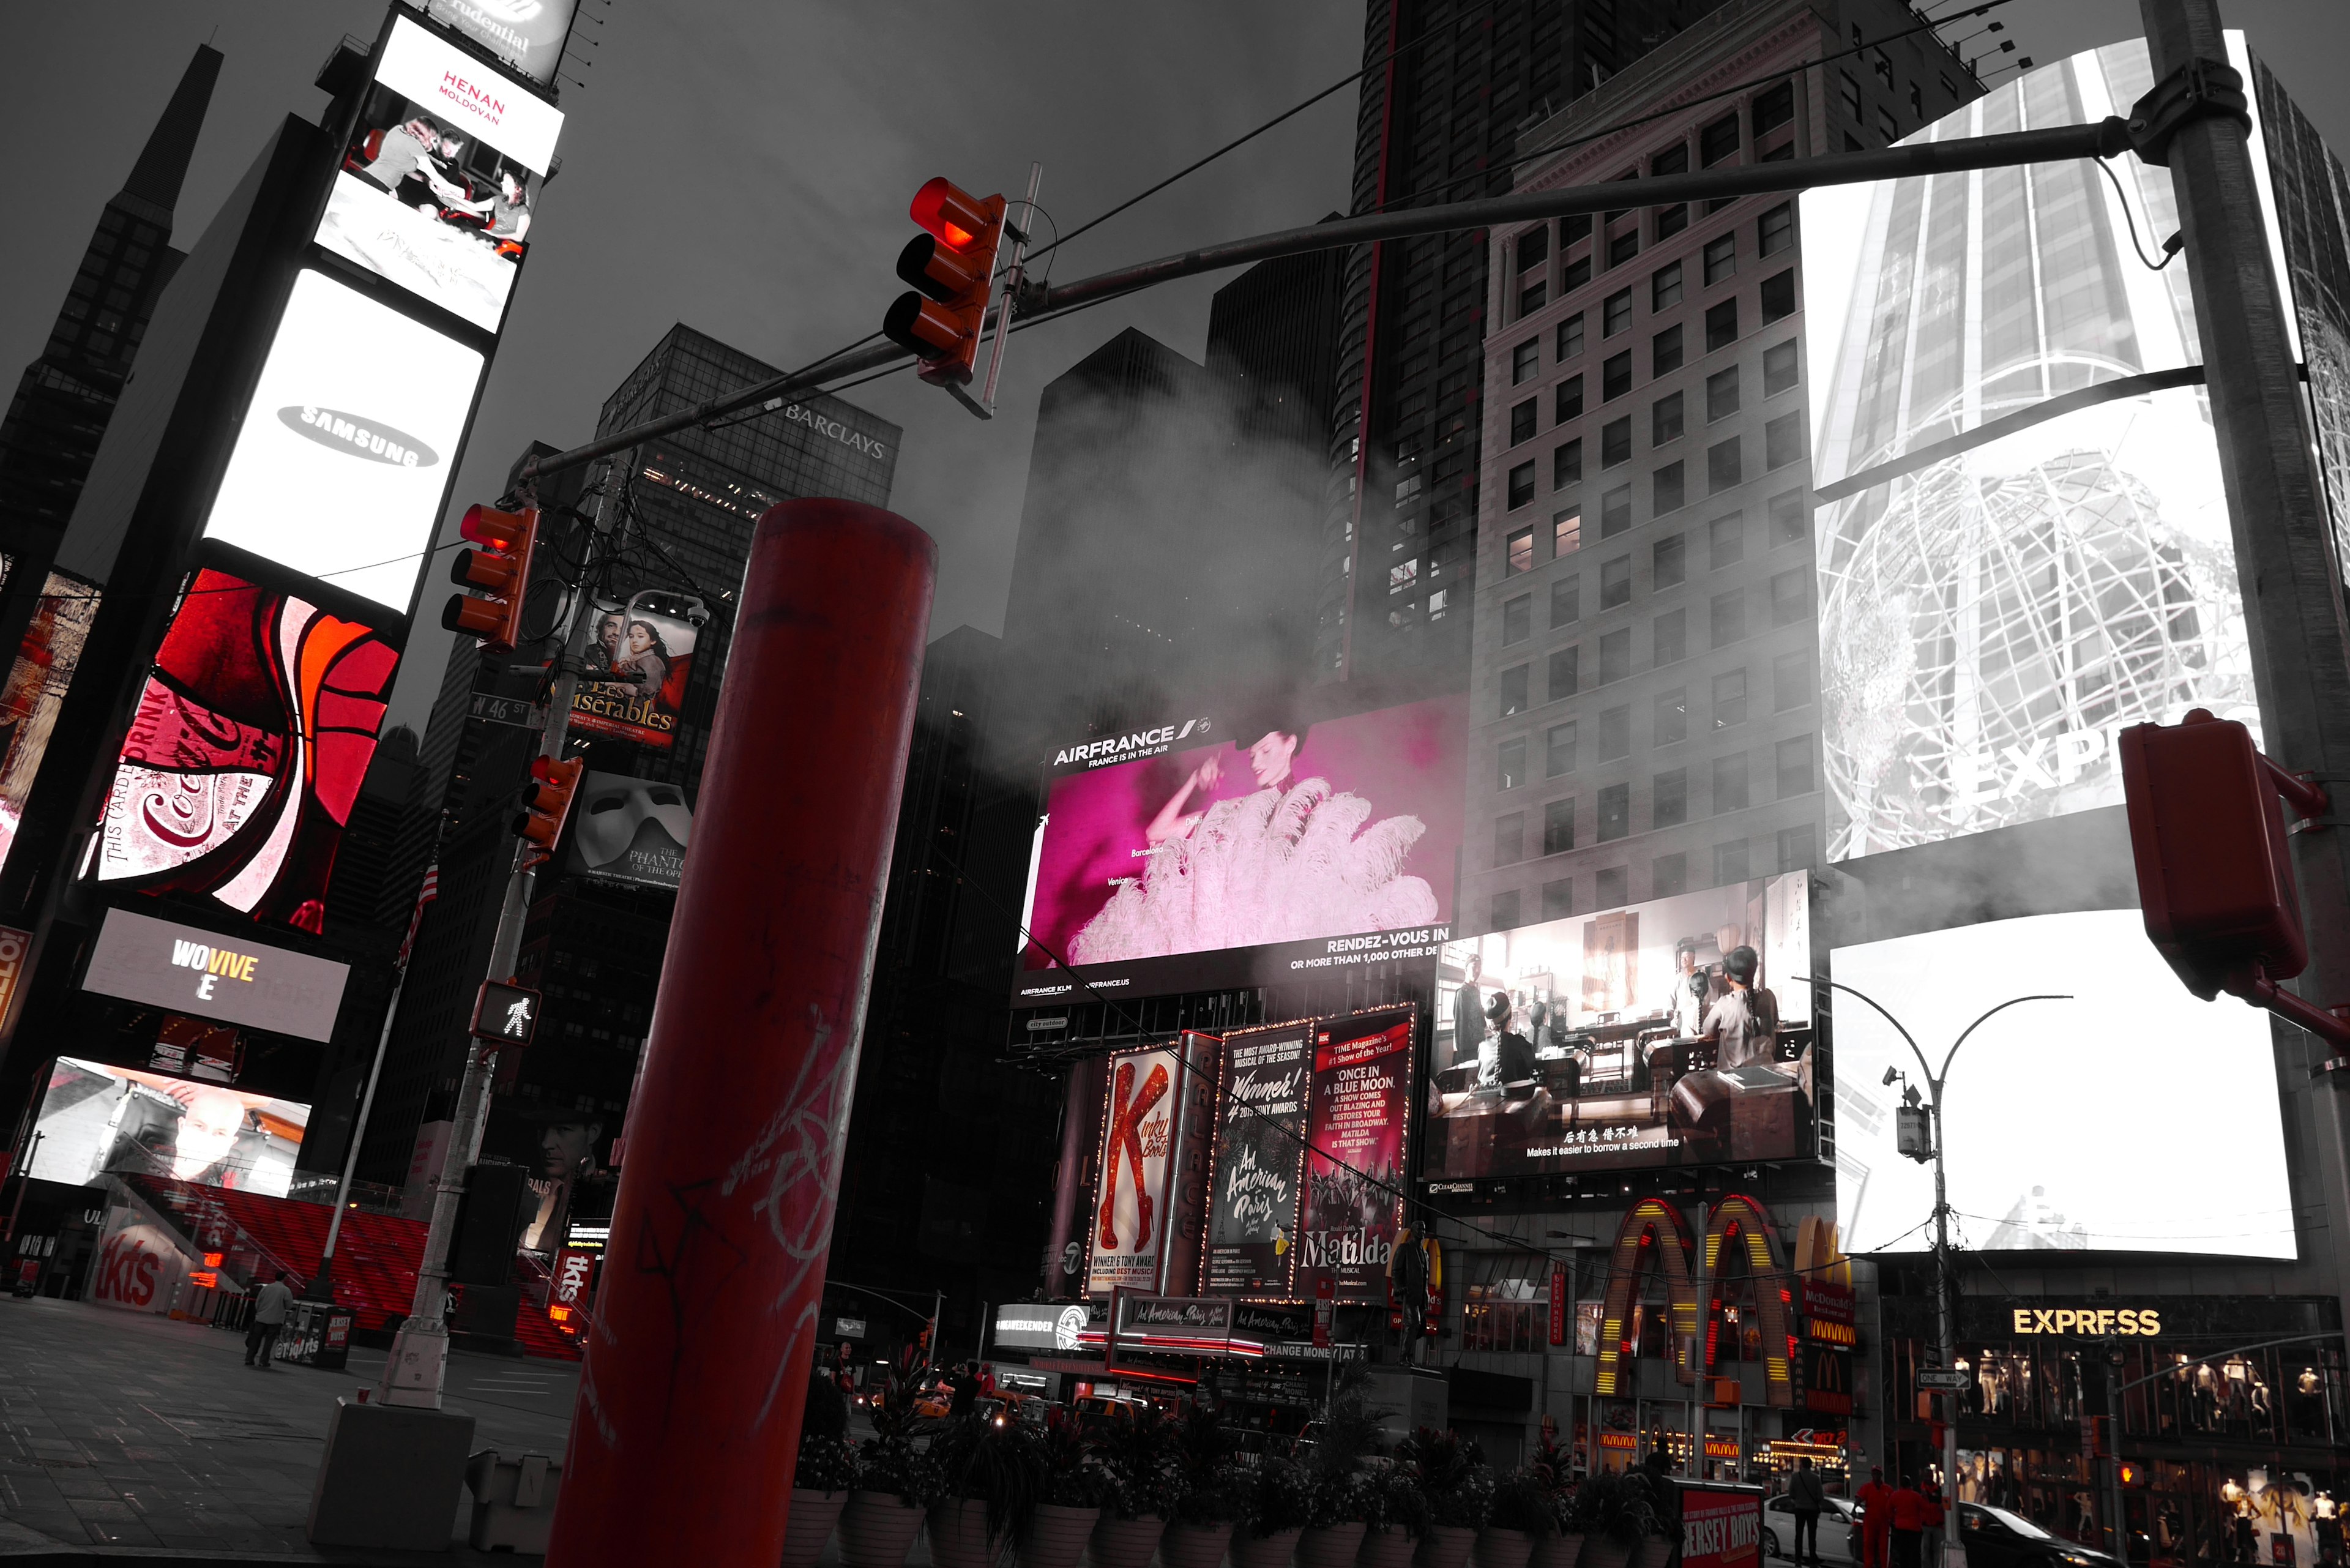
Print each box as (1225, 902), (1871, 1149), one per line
(470, 979), (542, 1045)
(470, 692), (546, 730)
(1917, 1368), (1971, 1391)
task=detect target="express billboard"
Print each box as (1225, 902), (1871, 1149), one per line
(1426, 874), (1813, 1178)
(1802, 39), (2275, 864)
(316, 13), (564, 332)
(27, 1055), (310, 1197)
(1013, 695), (1466, 1007)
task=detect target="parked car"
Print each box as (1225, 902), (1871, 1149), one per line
(1957, 1504), (2120, 1568)
(1761, 1495), (1864, 1562)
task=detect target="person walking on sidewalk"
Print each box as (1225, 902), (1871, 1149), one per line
(1789, 1457), (1828, 1564)
(245, 1272), (295, 1368)
(1858, 1466), (1897, 1568)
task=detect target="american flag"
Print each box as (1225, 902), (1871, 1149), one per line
(396, 863), (440, 971)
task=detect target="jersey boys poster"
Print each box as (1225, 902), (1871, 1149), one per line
(1205, 1023), (1312, 1296)
(1297, 1009), (1414, 1302)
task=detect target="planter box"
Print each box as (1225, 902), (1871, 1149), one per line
(1021, 1503), (1099, 1568)
(840, 1491), (928, 1568)
(1302, 1521), (1369, 1568)
(1360, 1527), (1419, 1568)
(785, 1488), (849, 1568)
(1576, 1539), (1632, 1568)
(1236, 1525), (1305, 1568)
(1092, 1514), (1168, 1568)
(932, 1499), (1012, 1568)
(1416, 1525), (1478, 1568)
(1532, 1533), (1584, 1568)
(1165, 1520), (1236, 1568)
(1474, 1528), (1535, 1568)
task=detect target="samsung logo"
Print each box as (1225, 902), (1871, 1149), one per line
(278, 406), (439, 468)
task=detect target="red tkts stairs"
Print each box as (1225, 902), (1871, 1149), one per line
(124, 1176), (582, 1361)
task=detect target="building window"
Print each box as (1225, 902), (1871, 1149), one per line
(1390, 558), (1419, 594)
(1507, 530), (1535, 577)
(1709, 511), (1745, 570)
(1769, 488), (1808, 546)
(1706, 369), (1740, 426)
(1878, 106), (1899, 143)
(1599, 628), (1632, 685)
(1601, 417), (1632, 468)
(1558, 313), (1586, 359)
(1711, 588), (1746, 646)
(1520, 222), (1551, 269)
(1653, 391), (1684, 446)
(1654, 533), (1686, 588)
(1700, 111), (1740, 166)
(1608, 228), (1641, 267)
(1565, 253), (1592, 291)
(1653, 851), (1688, 898)
(1520, 279), (1548, 315)
(1551, 572), (1580, 625)
(1512, 399), (1539, 446)
(1598, 782), (1631, 841)
(1770, 566), (1811, 625)
(1655, 685), (1688, 745)
(1554, 511), (1583, 558)
(1777, 823), (1818, 872)
(1654, 610), (1687, 667)
(1502, 594), (1532, 644)
(1706, 299), (1739, 353)
(1509, 463), (1537, 510)
(1656, 203), (1688, 240)
(1703, 233), (1736, 287)
(1557, 373), (1586, 422)
(1774, 649), (1816, 710)
(1654, 768), (1688, 827)
(1654, 461), (1685, 514)
(1594, 865), (1628, 908)
(1548, 646), (1580, 702)
(1513, 338), (1540, 384)
(1554, 439), (1584, 490)
(1840, 71), (1863, 122)
(1714, 752), (1750, 813)
(1603, 289), (1633, 337)
(1603, 351), (1633, 401)
(1491, 887), (1523, 929)
(1654, 324), (1684, 376)
(1543, 796), (1576, 855)
(1707, 436), (1742, 494)
(1777, 734), (1815, 797)
(1712, 667), (1748, 730)
(1759, 202), (1795, 257)
(1546, 720), (1577, 778)
(1600, 556), (1632, 609)
(1653, 142), (1689, 179)
(1760, 269), (1797, 323)
(1652, 261), (1684, 312)
(1714, 838), (1750, 886)
(1500, 664), (1530, 715)
(1542, 876), (1574, 919)
(1753, 81), (1794, 136)
(1495, 813), (1526, 866)
(1600, 485), (1633, 537)
(1499, 737), (1528, 790)
(1762, 339), (1799, 397)
(1764, 410), (1802, 469)
(1598, 705), (1631, 761)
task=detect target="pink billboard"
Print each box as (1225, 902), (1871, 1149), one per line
(1013, 695), (1466, 1006)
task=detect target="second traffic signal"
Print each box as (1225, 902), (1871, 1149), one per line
(882, 177), (1007, 389)
(442, 503), (540, 655)
(514, 755), (584, 857)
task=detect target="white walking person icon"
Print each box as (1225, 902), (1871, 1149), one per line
(504, 996), (534, 1037)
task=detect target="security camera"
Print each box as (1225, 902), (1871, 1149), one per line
(1881, 1066), (1901, 1088)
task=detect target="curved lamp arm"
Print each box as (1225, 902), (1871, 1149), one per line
(1941, 995), (2072, 1084)
(1794, 974), (1934, 1088)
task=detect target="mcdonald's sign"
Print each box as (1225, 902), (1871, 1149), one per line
(1803, 1341), (1854, 1415)
(1592, 1192), (1796, 1408)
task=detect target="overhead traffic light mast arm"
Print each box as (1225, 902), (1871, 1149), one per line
(521, 118), (2132, 483)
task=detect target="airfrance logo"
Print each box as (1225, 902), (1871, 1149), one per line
(170, 938), (259, 1002)
(1054, 719), (1208, 769)
(278, 406), (439, 469)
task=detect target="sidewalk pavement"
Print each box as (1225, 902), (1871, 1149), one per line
(0, 1294), (576, 1562)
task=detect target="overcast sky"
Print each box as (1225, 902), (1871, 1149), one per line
(4, 0), (2345, 735)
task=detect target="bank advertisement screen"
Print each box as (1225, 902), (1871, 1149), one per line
(1831, 909), (2291, 1258)
(28, 1056), (309, 1197)
(1013, 695), (1466, 1007)
(1427, 874), (1813, 1178)
(316, 13), (564, 332)
(1802, 39), (2278, 864)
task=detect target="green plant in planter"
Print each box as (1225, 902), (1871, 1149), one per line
(1488, 1468), (1559, 1537)
(797, 1430), (859, 1496)
(1094, 1405), (1184, 1520)
(1299, 1375), (1387, 1527)
(931, 1411), (1048, 1547)
(1563, 1469), (1660, 1546)
(1169, 1403), (1244, 1525)
(1373, 1466), (1434, 1539)
(1037, 1414), (1113, 1510)
(854, 1432), (943, 1507)
(1307, 1469), (1379, 1529)
(1394, 1428), (1493, 1530)
(1240, 1457), (1316, 1537)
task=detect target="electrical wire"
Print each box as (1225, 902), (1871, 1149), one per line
(2096, 156), (2184, 271)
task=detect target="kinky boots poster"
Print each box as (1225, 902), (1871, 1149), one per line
(1297, 1009), (1415, 1302)
(1205, 1023), (1313, 1296)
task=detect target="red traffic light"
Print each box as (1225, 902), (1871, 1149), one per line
(883, 177), (1005, 389)
(513, 755), (585, 854)
(440, 503), (539, 655)
(910, 177), (996, 251)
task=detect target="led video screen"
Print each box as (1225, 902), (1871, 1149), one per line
(1425, 874), (1813, 1178)
(1831, 909), (2291, 1258)
(0, 570), (100, 879)
(94, 569), (400, 932)
(28, 1055), (310, 1197)
(1014, 695), (1466, 1006)
(203, 269), (484, 614)
(1802, 39), (2277, 864)
(316, 13), (564, 332)
(422, 0), (581, 88)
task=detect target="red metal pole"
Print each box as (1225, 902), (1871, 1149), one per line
(545, 499), (935, 1568)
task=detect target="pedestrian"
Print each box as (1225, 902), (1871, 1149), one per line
(1859, 1465), (1897, 1568)
(245, 1271), (295, 1369)
(947, 1360), (980, 1420)
(1920, 1482), (1947, 1568)
(1789, 1456), (1828, 1565)
(1890, 1479), (1930, 1568)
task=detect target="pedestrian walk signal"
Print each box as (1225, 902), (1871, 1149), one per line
(471, 979), (542, 1046)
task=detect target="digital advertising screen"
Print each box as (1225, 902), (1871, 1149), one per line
(1426, 874), (1814, 1179)
(1087, 1045), (1188, 1294)
(1802, 39), (2275, 864)
(570, 599), (698, 750)
(1013, 695), (1467, 1007)
(80, 908), (350, 1043)
(1297, 1008), (1414, 1302)
(1204, 1022), (1312, 1297)
(0, 570), (100, 879)
(560, 771), (691, 889)
(203, 269), (485, 614)
(1830, 908), (2292, 1258)
(28, 1055), (310, 1197)
(422, 0), (581, 88)
(316, 13), (565, 332)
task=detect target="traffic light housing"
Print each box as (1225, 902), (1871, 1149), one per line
(882, 177), (1007, 388)
(441, 504), (539, 655)
(513, 755), (584, 856)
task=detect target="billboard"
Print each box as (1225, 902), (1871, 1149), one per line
(201, 269), (485, 614)
(1426, 875), (1813, 1178)
(27, 1055), (310, 1197)
(0, 570), (100, 878)
(1297, 1007), (1414, 1302)
(94, 569), (400, 931)
(316, 13), (564, 332)
(1802, 40), (2274, 863)
(560, 771), (691, 889)
(1087, 1045), (1191, 1294)
(80, 908), (350, 1042)
(1013, 695), (1466, 1006)
(1204, 1022), (1312, 1297)
(1830, 908), (2291, 1259)
(570, 600), (699, 749)
(422, 0), (581, 88)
